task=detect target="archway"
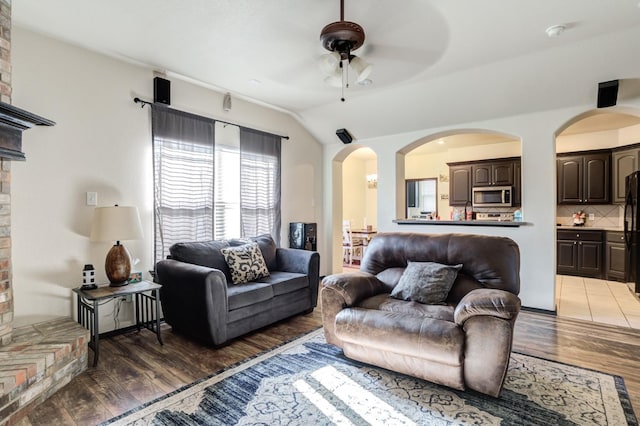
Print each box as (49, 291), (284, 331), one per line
(554, 107), (640, 328)
(330, 145), (378, 273)
(398, 129), (521, 222)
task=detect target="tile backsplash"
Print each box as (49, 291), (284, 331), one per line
(556, 205), (623, 228)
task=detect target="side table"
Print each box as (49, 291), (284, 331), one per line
(72, 280), (163, 367)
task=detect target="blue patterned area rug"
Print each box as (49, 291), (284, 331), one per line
(104, 329), (637, 425)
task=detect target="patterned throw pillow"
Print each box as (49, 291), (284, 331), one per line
(390, 261), (463, 304)
(220, 242), (270, 285)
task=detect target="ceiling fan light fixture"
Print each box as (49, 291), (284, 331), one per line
(319, 52), (341, 75)
(324, 70), (343, 88)
(349, 55), (372, 82)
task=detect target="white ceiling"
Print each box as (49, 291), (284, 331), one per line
(13, 1), (640, 145)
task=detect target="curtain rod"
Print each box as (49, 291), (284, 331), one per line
(133, 97), (290, 140)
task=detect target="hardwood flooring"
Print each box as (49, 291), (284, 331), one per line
(19, 309), (640, 425)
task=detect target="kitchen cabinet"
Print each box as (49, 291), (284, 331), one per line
(612, 147), (639, 204)
(513, 161), (522, 206)
(448, 157), (521, 206)
(472, 160), (514, 187)
(605, 231), (627, 282)
(448, 164), (471, 206)
(557, 152), (610, 205)
(556, 229), (603, 278)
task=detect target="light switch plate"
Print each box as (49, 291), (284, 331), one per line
(86, 192), (97, 206)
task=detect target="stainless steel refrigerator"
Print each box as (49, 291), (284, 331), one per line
(624, 171), (640, 292)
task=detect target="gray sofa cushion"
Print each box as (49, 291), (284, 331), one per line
(391, 261), (463, 304)
(169, 240), (232, 282)
(227, 282), (274, 311)
(256, 271), (309, 296)
(229, 234), (278, 271)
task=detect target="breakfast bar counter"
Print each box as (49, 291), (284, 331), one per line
(393, 219), (526, 227)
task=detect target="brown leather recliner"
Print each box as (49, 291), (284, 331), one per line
(321, 232), (521, 397)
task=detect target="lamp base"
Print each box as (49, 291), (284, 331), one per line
(105, 243), (132, 286)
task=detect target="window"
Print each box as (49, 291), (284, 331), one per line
(152, 106), (281, 264)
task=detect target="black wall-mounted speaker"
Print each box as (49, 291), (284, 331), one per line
(597, 80), (618, 108)
(336, 128), (353, 144)
(154, 77), (171, 105)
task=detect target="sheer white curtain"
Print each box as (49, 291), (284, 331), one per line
(240, 128), (282, 245)
(152, 106), (282, 264)
(152, 105), (215, 264)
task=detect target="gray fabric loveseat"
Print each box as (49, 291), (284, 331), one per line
(156, 234), (320, 346)
(322, 232), (521, 397)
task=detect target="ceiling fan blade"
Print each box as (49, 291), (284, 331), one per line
(361, 43), (444, 67)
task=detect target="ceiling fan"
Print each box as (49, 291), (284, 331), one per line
(319, 0), (373, 101)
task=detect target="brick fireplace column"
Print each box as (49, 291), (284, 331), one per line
(0, 0), (13, 346)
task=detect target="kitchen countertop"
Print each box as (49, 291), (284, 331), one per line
(394, 219), (526, 227)
(556, 225), (623, 232)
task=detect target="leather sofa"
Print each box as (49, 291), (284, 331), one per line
(321, 232), (521, 397)
(156, 234), (320, 346)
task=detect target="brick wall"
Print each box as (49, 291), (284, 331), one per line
(0, 0), (12, 347)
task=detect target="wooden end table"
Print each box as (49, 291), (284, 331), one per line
(72, 280), (163, 367)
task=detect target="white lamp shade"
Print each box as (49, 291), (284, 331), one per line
(323, 68), (343, 87)
(350, 56), (373, 83)
(90, 206), (143, 242)
(319, 52), (341, 75)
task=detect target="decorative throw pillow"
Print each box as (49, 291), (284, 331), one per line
(220, 242), (270, 285)
(390, 261), (463, 304)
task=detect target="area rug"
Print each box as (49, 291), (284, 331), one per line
(103, 329), (637, 425)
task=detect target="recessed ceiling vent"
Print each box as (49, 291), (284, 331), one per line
(0, 102), (55, 160)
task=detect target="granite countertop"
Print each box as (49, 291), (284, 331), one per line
(556, 225), (623, 232)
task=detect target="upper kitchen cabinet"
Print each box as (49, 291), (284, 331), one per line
(448, 164), (472, 206)
(471, 160), (515, 187)
(557, 151), (610, 205)
(448, 157), (521, 206)
(612, 145), (640, 204)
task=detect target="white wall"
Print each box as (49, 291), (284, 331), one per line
(324, 104), (640, 311)
(11, 28), (324, 329)
(342, 153), (377, 230)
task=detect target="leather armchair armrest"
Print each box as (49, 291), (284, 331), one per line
(454, 288), (521, 326)
(321, 272), (386, 346)
(321, 272), (386, 306)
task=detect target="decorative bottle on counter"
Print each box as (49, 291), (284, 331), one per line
(514, 210), (522, 222)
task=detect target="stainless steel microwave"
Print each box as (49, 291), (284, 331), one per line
(472, 186), (513, 207)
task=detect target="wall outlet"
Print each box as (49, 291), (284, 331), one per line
(588, 213), (595, 221)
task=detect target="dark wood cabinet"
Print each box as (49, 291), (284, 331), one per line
(556, 230), (603, 278)
(605, 231), (627, 281)
(513, 161), (522, 206)
(557, 152), (610, 205)
(472, 160), (514, 187)
(612, 148), (639, 204)
(449, 165), (471, 206)
(449, 157), (520, 206)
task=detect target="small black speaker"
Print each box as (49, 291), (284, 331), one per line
(336, 128), (353, 144)
(597, 80), (618, 108)
(154, 77), (171, 105)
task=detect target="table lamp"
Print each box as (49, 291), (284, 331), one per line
(90, 205), (143, 286)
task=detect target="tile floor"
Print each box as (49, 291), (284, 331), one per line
(556, 275), (640, 329)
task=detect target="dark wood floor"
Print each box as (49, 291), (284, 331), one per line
(19, 309), (640, 425)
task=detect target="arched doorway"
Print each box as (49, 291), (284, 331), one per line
(399, 130), (521, 223)
(554, 108), (640, 328)
(330, 145), (378, 273)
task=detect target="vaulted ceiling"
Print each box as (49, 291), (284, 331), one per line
(13, 0), (640, 144)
